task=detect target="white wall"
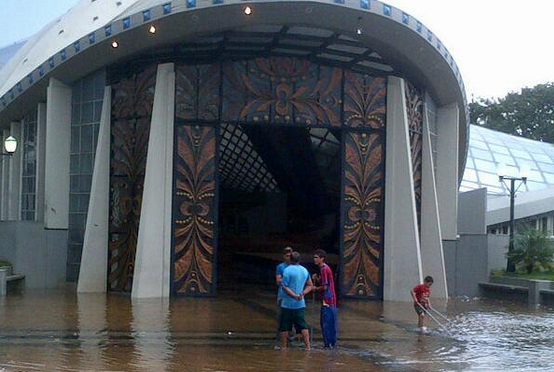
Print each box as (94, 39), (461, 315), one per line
(420, 105), (448, 299)
(77, 86), (112, 293)
(436, 103), (459, 241)
(44, 78), (72, 229)
(383, 76), (423, 302)
(132, 63), (174, 299)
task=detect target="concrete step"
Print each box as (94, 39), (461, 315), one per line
(7, 274), (25, 282)
(479, 282), (527, 293)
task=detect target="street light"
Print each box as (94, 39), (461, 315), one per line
(497, 163), (527, 273)
(1, 136), (17, 157)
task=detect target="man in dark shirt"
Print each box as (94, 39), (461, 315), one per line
(313, 249), (338, 348)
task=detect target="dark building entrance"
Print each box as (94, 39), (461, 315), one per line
(105, 57), (388, 299)
(217, 125), (342, 290)
(170, 57), (387, 299)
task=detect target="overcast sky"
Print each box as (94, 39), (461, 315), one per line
(2, 0), (553, 99)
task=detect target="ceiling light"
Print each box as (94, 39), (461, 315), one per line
(357, 28), (362, 35)
(149, 25), (156, 34)
(111, 40), (119, 48)
(244, 6), (252, 15)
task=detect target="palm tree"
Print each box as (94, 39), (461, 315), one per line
(508, 228), (554, 274)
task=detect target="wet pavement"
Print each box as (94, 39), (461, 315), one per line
(1, 288), (553, 372)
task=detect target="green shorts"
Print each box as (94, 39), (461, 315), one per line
(279, 308), (308, 332)
(414, 303), (427, 315)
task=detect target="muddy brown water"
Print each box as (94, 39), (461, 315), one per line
(0, 289), (553, 372)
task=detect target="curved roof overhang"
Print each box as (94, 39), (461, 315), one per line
(0, 0), (468, 173)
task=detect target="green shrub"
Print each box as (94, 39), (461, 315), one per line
(0, 260), (12, 268)
(508, 228), (554, 274)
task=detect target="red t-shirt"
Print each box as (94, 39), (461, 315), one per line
(412, 284), (430, 305)
(320, 264), (336, 307)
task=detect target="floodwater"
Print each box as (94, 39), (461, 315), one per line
(0, 288), (553, 372)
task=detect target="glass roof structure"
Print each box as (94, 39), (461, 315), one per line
(462, 125), (554, 195)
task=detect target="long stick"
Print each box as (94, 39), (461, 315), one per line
(428, 307), (467, 335)
(421, 307), (453, 336)
(428, 307), (456, 326)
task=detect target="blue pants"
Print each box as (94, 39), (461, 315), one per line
(320, 306), (338, 347)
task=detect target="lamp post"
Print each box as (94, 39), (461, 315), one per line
(498, 167), (527, 273)
(1, 136), (17, 157)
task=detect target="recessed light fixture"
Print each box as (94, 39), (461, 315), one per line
(356, 16), (363, 35)
(357, 28), (362, 35)
(244, 6), (252, 15)
(149, 25), (156, 34)
(111, 40), (119, 48)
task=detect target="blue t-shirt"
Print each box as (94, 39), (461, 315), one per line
(281, 264), (309, 309)
(276, 262), (289, 300)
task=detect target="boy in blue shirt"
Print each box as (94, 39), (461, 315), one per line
(275, 247), (293, 304)
(279, 251), (313, 350)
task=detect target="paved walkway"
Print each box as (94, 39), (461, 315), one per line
(0, 288), (462, 372)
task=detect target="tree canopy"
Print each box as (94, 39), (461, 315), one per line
(469, 83), (554, 144)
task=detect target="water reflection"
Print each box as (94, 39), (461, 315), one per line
(0, 290), (554, 371)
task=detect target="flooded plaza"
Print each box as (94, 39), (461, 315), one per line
(0, 288), (553, 372)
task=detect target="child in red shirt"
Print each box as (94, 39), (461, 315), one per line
(410, 276), (434, 333)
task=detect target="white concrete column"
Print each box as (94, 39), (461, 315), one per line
(36, 103), (47, 221)
(8, 121), (22, 220)
(383, 76), (423, 302)
(435, 103), (459, 240)
(78, 86), (111, 293)
(421, 105), (448, 299)
(44, 78), (72, 229)
(132, 63), (174, 299)
(1, 129), (10, 220)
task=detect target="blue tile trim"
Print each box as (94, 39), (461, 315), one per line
(123, 17), (131, 29)
(1, 97), (5, 107)
(0, 0), (468, 125)
(9, 90), (14, 100)
(17, 83), (22, 93)
(143, 9), (151, 21)
(74, 41), (81, 53)
(402, 12), (409, 24)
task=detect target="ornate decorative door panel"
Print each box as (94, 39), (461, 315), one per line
(170, 58), (391, 298)
(405, 82), (423, 233)
(341, 130), (386, 298)
(221, 58), (342, 126)
(172, 124), (218, 296)
(108, 67), (156, 292)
